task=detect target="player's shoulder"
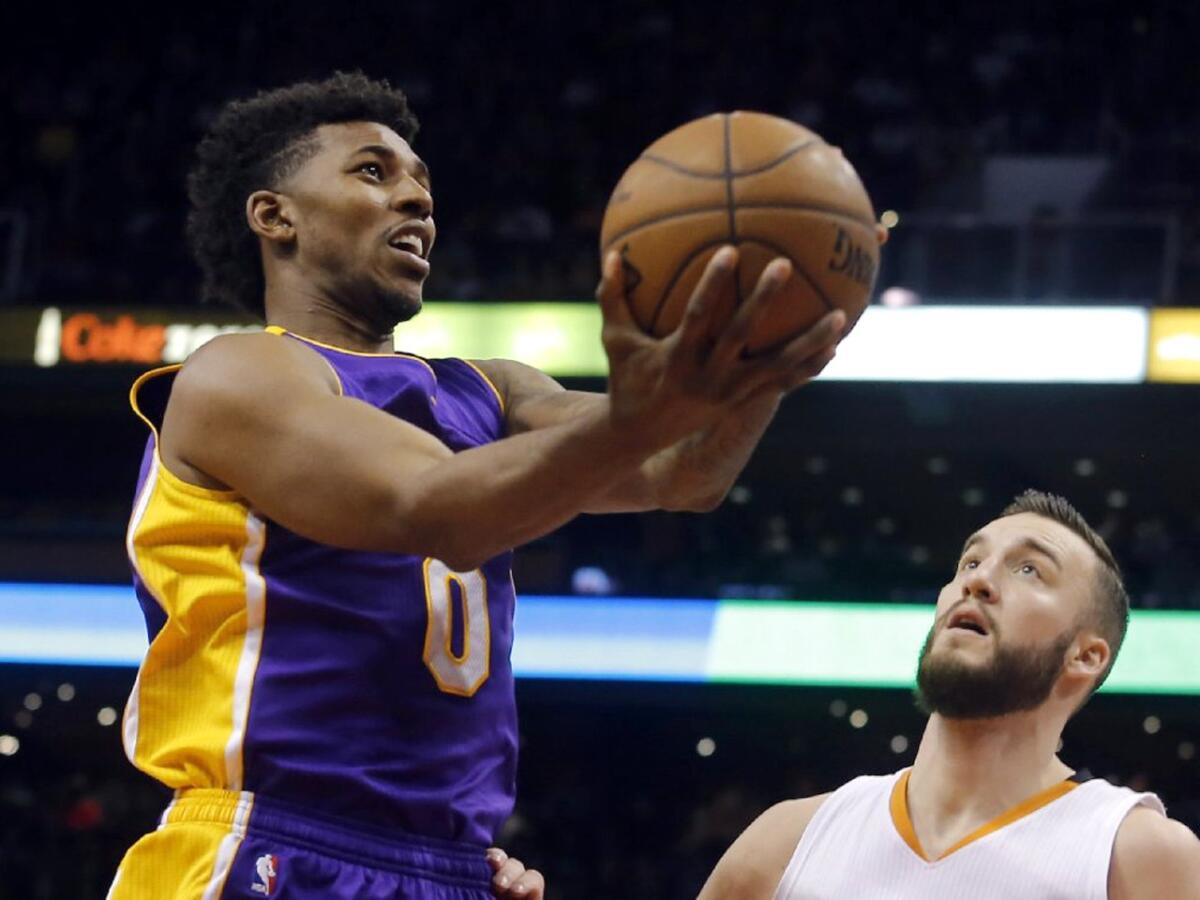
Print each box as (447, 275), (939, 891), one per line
(748, 793), (831, 850)
(1109, 805), (1200, 900)
(698, 794), (831, 900)
(172, 330), (339, 407)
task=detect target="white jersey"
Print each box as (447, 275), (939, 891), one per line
(774, 769), (1164, 900)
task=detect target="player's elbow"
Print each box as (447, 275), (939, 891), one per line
(387, 490), (491, 572)
(390, 527), (486, 573)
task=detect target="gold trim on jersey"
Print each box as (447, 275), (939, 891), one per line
(890, 768), (1080, 862)
(263, 325), (346, 395)
(461, 359), (507, 415)
(123, 367), (268, 797)
(265, 323), (437, 376)
(128, 365), (240, 499)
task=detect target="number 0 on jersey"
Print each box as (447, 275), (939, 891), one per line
(422, 559), (491, 696)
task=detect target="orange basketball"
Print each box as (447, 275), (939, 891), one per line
(600, 111), (879, 353)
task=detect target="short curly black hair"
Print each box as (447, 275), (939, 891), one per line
(186, 71), (419, 318)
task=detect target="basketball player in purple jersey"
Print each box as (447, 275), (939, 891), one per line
(109, 72), (853, 899)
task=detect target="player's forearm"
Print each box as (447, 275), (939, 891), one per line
(393, 403), (656, 569)
(628, 390), (781, 513)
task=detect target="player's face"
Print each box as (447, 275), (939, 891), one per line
(278, 121), (436, 329)
(915, 513), (1099, 718)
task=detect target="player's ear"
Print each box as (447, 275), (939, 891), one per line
(1068, 632), (1110, 683)
(246, 190), (296, 246)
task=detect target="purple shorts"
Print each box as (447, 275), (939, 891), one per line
(110, 789), (496, 900)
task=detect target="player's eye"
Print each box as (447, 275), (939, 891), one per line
(356, 162), (385, 180)
(960, 558), (979, 571)
(1019, 562), (1040, 577)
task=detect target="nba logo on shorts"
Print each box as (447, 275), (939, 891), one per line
(251, 854), (278, 895)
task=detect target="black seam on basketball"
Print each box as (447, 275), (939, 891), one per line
(648, 239), (732, 334)
(742, 236), (838, 315)
(639, 138), (820, 179)
(722, 114), (742, 306)
(602, 203), (876, 252)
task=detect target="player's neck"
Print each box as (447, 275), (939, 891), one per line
(906, 713), (1071, 852)
(262, 277), (395, 354)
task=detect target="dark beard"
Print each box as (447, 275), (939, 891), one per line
(338, 269), (423, 333)
(370, 282), (422, 328)
(914, 625), (1075, 719)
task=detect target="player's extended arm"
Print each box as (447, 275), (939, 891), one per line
(478, 265), (845, 514)
(162, 333), (655, 571)
(1108, 806), (1200, 900)
(696, 795), (827, 900)
(162, 249), (806, 570)
(477, 365), (794, 513)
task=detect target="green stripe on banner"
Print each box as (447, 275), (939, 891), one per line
(1103, 611), (1200, 695)
(398, 304), (609, 377)
(707, 602), (930, 687)
(706, 603), (1200, 694)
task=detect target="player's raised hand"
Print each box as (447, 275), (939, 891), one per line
(596, 246), (843, 449)
(597, 245), (740, 446)
(486, 847), (545, 899)
(711, 258), (846, 398)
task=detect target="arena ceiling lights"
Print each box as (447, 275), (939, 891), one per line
(1, 582), (1197, 694)
(9, 304), (1198, 383)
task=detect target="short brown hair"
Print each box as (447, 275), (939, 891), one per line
(1001, 489), (1129, 694)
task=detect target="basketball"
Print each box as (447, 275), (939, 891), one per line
(600, 111), (880, 353)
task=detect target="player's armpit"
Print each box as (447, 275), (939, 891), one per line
(470, 357), (583, 436)
(697, 795), (828, 900)
(1108, 806), (1200, 900)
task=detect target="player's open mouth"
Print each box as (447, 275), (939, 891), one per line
(387, 244), (431, 278)
(389, 232), (426, 257)
(385, 224), (433, 278)
(947, 608), (990, 636)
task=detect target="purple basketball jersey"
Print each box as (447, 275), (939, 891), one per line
(124, 329), (518, 847)
(247, 333), (518, 843)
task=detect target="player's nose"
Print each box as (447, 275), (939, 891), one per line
(390, 176), (433, 220)
(962, 562), (998, 604)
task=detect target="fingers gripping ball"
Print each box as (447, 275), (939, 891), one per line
(600, 112), (879, 353)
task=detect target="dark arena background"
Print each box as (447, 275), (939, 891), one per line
(2, 2), (1199, 897)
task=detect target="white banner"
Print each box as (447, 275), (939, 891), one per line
(822, 306), (1148, 383)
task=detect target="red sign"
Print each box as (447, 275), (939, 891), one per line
(60, 313), (167, 364)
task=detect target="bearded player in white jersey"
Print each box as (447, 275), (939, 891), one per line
(699, 490), (1200, 900)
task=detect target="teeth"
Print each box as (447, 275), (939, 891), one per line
(393, 235), (424, 257)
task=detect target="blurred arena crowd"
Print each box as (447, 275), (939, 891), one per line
(2, 0), (1199, 306)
